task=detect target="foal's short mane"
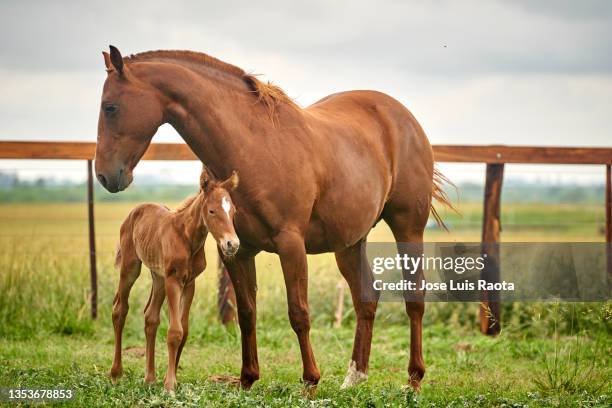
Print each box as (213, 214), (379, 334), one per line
(174, 194), (198, 213)
(124, 50), (299, 119)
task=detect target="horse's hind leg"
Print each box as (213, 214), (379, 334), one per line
(110, 256), (142, 382)
(144, 272), (165, 384)
(383, 206), (428, 390)
(335, 239), (379, 388)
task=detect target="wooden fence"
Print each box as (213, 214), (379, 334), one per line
(1, 141), (610, 334)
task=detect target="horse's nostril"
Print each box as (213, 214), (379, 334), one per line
(226, 240), (233, 249)
(97, 174), (107, 188)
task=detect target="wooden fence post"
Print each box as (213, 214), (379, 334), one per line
(480, 163), (504, 335)
(606, 164), (611, 291)
(217, 257), (236, 325)
(87, 160), (98, 319)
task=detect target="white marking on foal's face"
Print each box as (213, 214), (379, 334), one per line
(221, 196), (231, 219)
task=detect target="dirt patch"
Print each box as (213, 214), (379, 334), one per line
(208, 375), (241, 387)
(453, 342), (473, 352)
(124, 347), (146, 357)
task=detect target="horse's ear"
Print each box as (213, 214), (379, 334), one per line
(222, 171), (239, 191)
(200, 167), (212, 192)
(102, 51), (111, 70)
(109, 45), (124, 74)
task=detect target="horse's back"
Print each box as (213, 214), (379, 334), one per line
(301, 90), (434, 251)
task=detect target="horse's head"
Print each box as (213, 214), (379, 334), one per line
(95, 46), (165, 192)
(200, 168), (240, 257)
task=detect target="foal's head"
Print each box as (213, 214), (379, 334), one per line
(200, 169), (240, 257)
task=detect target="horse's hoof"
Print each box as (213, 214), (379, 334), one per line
(340, 360), (367, 389)
(239, 370), (259, 390)
(302, 383), (317, 399)
(110, 368), (123, 384)
(144, 375), (156, 385)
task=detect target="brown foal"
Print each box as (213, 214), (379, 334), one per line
(110, 168), (239, 391)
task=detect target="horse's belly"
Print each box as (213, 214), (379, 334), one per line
(304, 197), (382, 254)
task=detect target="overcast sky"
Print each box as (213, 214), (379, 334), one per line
(0, 0), (610, 183)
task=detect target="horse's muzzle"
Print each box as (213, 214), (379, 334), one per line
(96, 167), (132, 193)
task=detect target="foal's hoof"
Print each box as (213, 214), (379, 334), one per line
(408, 366), (425, 391)
(144, 375), (156, 385)
(163, 375), (177, 393)
(408, 378), (422, 392)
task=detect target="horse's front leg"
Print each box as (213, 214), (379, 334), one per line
(275, 231), (321, 387)
(221, 249), (259, 389)
(163, 272), (185, 392)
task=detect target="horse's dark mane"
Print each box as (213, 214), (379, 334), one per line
(125, 50), (298, 116)
(126, 50), (245, 78)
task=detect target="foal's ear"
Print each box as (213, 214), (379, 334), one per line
(200, 167), (212, 192)
(102, 51), (112, 71)
(109, 45), (124, 74)
(221, 171), (239, 191)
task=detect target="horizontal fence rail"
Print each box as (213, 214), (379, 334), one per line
(0, 141), (610, 332)
(1, 141), (610, 164)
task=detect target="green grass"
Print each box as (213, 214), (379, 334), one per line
(0, 202), (610, 407)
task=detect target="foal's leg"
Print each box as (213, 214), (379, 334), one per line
(385, 211), (427, 390)
(175, 280), (195, 372)
(110, 257), (142, 382)
(164, 272), (185, 392)
(144, 272), (165, 384)
(221, 249), (259, 389)
(275, 231), (320, 387)
(335, 239), (379, 388)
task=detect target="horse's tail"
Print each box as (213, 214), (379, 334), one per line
(114, 244), (122, 269)
(430, 167), (459, 232)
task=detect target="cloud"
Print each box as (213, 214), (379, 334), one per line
(1, 0), (611, 76)
(0, 0), (610, 151)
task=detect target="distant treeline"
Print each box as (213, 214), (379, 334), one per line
(0, 183), (198, 203)
(0, 180), (606, 204)
(454, 181), (605, 204)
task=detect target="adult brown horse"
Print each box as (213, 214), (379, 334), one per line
(95, 46), (451, 390)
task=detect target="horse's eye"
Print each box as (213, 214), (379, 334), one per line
(209, 209), (215, 215)
(103, 104), (118, 115)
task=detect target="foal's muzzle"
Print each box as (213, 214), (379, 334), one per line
(221, 237), (240, 257)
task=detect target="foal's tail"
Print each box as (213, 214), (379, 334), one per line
(430, 167), (459, 232)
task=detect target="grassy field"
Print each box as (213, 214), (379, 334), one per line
(0, 201), (610, 407)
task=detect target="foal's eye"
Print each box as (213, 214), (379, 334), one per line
(103, 104), (118, 115)
(208, 209), (215, 215)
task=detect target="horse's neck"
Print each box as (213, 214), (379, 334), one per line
(152, 63), (280, 175)
(175, 194), (207, 249)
